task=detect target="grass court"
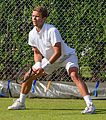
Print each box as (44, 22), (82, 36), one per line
(0, 98), (106, 120)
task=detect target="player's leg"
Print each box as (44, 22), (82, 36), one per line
(8, 68), (46, 110)
(64, 54), (95, 114)
(68, 67), (96, 114)
(8, 58), (54, 110)
(69, 67), (89, 96)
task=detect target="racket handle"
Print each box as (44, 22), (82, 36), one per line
(46, 81), (51, 91)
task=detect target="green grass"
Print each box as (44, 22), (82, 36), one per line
(0, 98), (106, 120)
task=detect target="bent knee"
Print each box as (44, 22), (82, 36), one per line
(70, 72), (78, 80)
(68, 67), (80, 82)
(69, 67), (78, 77)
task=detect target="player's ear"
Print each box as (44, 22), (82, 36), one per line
(43, 17), (47, 21)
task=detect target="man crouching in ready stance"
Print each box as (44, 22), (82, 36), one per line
(8, 6), (96, 114)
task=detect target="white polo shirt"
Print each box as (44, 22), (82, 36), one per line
(28, 23), (75, 62)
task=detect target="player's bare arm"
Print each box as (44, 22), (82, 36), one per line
(49, 42), (61, 64)
(33, 47), (42, 63)
(35, 42), (61, 75)
(32, 47), (46, 76)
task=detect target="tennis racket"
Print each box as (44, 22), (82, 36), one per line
(16, 65), (52, 91)
(16, 65), (36, 84)
(0, 65), (35, 97)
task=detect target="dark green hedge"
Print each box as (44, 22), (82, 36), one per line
(0, 0), (105, 81)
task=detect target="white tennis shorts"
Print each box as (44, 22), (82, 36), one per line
(41, 53), (79, 74)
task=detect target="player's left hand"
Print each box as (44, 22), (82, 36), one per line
(34, 67), (44, 75)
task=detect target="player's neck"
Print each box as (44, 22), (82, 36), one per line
(36, 24), (44, 32)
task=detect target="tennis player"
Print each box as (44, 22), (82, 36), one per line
(8, 6), (96, 114)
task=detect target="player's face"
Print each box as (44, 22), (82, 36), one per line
(32, 11), (46, 28)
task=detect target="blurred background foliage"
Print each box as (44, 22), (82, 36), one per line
(0, 0), (105, 81)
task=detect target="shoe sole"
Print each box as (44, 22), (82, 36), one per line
(8, 107), (26, 110)
(81, 110), (96, 114)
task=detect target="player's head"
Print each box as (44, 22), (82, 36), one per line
(32, 6), (48, 28)
(32, 6), (49, 18)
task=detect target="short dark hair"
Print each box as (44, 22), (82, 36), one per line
(33, 6), (49, 18)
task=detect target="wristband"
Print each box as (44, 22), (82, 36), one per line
(42, 61), (51, 71)
(33, 62), (41, 69)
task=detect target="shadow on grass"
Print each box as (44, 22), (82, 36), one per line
(26, 108), (83, 111)
(26, 108), (106, 114)
(96, 109), (106, 114)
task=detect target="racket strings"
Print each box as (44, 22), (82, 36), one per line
(16, 65), (32, 84)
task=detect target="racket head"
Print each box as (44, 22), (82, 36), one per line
(16, 65), (32, 84)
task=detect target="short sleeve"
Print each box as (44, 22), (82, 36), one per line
(50, 28), (62, 46)
(28, 31), (36, 47)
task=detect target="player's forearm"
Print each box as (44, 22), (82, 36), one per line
(49, 42), (61, 64)
(33, 47), (42, 63)
(34, 54), (42, 63)
(33, 54), (42, 69)
(49, 52), (61, 64)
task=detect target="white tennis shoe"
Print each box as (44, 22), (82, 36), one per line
(8, 99), (26, 110)
(81, 103), (96, 114)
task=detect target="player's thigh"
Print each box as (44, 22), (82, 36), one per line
(63, 54), (79, 74)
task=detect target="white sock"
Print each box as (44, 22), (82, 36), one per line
(19, 93), (27, 104)
(83, 95), (93, 106)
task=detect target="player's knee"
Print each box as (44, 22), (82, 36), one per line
(70, 72), (77, 80)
